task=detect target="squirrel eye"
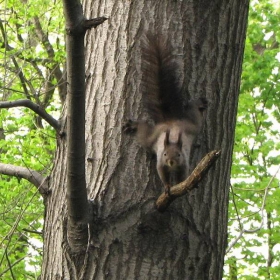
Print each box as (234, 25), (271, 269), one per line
(164, 153), (167, 156)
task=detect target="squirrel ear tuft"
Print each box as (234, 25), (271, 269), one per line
(177, 132), (183, 149)
(164, 130), (170, 147)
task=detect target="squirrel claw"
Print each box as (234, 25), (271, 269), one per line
(164, 185), (171, 196)
(122, 119), (138, 134)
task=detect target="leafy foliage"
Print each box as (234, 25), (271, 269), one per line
(225, 0), (280, 279)
(0, 0), (64, 278)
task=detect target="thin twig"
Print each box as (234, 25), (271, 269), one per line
(22, 228), (43, 235)
(0, 256), (26, 278)
(226, 166), (280, 254)
(0, 189), (40, 270)
(5, 250), (16, 280)
(230, 185), (243, 230)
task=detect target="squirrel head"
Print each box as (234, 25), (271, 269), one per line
(162, 130), (185, 169)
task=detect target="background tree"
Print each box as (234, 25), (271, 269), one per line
(0, 0), (65, 278)
(0, 0), (250, 279)
(225, 1), (280, 279)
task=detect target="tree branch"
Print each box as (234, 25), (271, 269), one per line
(0, 20), (32, 99)
(5, 250), (16, 280)
(33, 16), (67, 103)
(0, 256), (26, 278)
(0, 99), (60, 131)
(156, 150), (221, 212)
(63, 0), (89, 254)
(0, 163), (48, 195)
(62, 0), (107, 255)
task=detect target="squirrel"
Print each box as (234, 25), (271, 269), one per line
(123, 35), (207, 195)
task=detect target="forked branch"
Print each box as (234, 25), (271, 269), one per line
(156, 150), (221, 212)
(0, 100), (60, 131)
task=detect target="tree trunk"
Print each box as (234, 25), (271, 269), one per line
(41, 0), (249, 279)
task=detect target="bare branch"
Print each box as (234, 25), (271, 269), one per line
(0, 99), (60, 131)
(0, 163), (48, 195)
(156, 150), (221, 212)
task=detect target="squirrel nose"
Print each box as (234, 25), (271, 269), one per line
(168, 160), (174, 167)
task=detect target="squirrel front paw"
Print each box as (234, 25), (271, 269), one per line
(164, 184), (171, 196)
(122, 119), (138, 134)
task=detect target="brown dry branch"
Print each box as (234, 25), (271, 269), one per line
(156, 150), (221, 212)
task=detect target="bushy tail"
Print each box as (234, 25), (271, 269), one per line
(141, 35), (185, 123)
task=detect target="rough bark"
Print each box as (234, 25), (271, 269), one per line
(41, 0), (249, 279)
